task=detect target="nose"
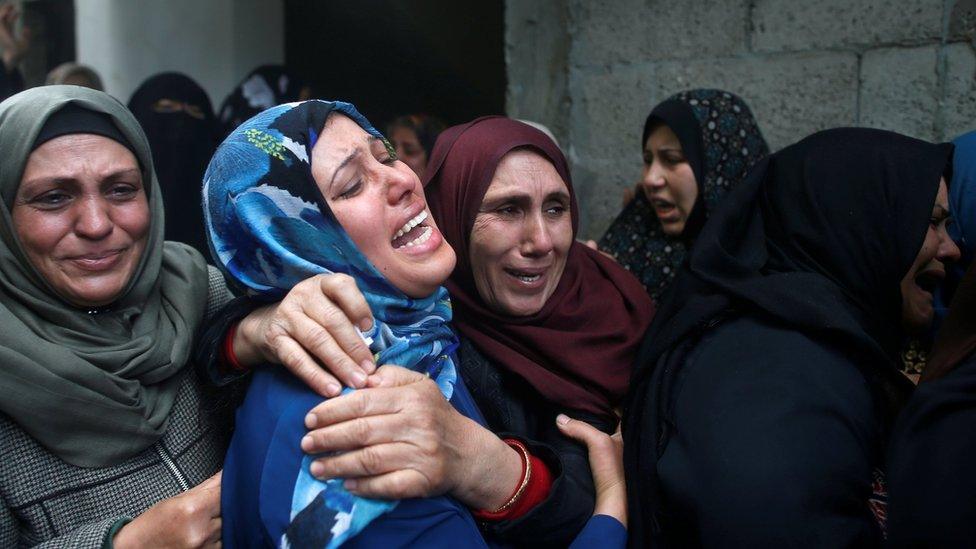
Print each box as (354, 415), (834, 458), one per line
(520, 212), (554, 257)
(936, 227), (962, 264)
(641, 160), (666, 193)
(74, 196), (113, 240)
(385, 163), (417, 205)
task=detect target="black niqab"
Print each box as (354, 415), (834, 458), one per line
(128, 72), (217, 258)
(623, 127), (953, 547)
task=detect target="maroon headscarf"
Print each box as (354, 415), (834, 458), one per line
(424, 116), (654, 422)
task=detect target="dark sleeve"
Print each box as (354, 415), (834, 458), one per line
(457, 339), (598, 547)
(886, 353), (976, 547)
(658, 317), (882, 547)
(193, 295), (262, 387)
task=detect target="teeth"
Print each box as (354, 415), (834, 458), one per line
(393, 211), (428, 240)
(402, 226), (432, 248)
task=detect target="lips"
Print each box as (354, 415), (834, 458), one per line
(65, 248), (126, 272)
(503, 266), (549, 286)
(914, 267), (945, 295)
(391, 210), (432, 249)
(650, 197), (678, 219)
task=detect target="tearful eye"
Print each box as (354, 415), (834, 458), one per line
(338, 181), (362, 200)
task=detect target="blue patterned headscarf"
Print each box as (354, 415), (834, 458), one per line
(204, 100), (458, 547)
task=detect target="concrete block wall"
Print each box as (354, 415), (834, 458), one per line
(506, 0), (976, 238)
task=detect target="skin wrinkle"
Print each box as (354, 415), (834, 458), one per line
(311, 114), (456, 299)
(11, 134), (149, 307)
(468, 149), (573, 317)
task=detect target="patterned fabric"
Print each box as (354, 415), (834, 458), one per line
(599, 89), (769, 301)
(0, 272), (233, 548)
(204, 100), (459, 547)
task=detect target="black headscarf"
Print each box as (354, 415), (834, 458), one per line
(622, 128), (953, 547)
(128, 72), (217, 258)
(599, 89), (769, 301)
(217, 65), (309, 139)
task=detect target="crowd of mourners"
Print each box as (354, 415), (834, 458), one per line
(0, 8), (975, 549)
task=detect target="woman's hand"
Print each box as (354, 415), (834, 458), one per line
(301, 365), (523, 510)
(0, 5), (30, 72)
(234, 273), (376, 397)
(557, 415), (627, 527)
(113, 471), (222, 548)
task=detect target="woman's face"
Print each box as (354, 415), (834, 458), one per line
(389, 126), (428, 179)
(900, 178), (961, 335)
(468, 149), (573, 317)
(640, 124), (698, 236)
(312, 115), (456, 298)
(12, 134), (150, 308)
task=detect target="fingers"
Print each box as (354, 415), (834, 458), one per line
(272, 335), (343, 396)
(584, 239), (599, 250)
(556, 414), (618, 456)
(343, 469), (434, 500)
(317, 273), (374, 333)
(304, 385), (405, 429)
(365, 364), (429, 388)
(309, 442), (417, 481)
(301, 414), (402, 454)
(282, 313), (367, 389)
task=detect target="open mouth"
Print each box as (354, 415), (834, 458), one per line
(914, 269), (944, 295)
(391, 210), (433, 249)
(504, 267), (545, 284)
(650, 198), (677, 216)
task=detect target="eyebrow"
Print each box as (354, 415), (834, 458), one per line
(481, 189), (571, 209)
(21, 167), (142, 189)
(328, 136), (384, 188)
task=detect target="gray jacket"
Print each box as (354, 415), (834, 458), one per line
(0, 266), (234, 548)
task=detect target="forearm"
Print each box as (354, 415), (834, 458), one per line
(449, 416), (523, 510)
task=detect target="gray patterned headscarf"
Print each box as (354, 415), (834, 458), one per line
(0, 85), (208, 467)
(599, 89), (769, 301)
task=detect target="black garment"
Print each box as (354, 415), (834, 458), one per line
(217, 65), (308, 139)
(886, 352), (976, 547)
(0, 65), (23, 101)
(623, 128), (953, 548)
(457, 337), (605, 547)
(192, 303), (600, 548)
(128, 72), (218, 258)
(655, 314), (881, 547)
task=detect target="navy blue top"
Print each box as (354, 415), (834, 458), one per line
(221, 363), (625, 547)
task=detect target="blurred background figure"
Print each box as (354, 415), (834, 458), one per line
(217, 64), (311, 139)
(386, 113), (446, 179)
(45, 61), (102, 90)
(0, 3), (29, 100)
(128, 72), (217, 258)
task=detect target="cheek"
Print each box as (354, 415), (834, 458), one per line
(674, 168), (698, 208)
(11, 209), (68, 262)
(553, 217), (574, 256)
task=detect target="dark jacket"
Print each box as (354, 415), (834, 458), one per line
(886, 351), (976, 547)
(648, 313), (882, 548)
(456, 337), (603, 547)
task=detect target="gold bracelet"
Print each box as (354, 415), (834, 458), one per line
(488, 439), (533, 514)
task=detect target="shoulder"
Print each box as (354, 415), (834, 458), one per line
(205, 265), (234, 321)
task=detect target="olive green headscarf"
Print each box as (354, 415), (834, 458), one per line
(0, 85), (208, 467)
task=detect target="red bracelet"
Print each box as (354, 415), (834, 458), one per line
(221, 322), (248, 373)
(472, 439), (553, 522)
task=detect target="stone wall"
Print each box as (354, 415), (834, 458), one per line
(506, 0), (976, 238)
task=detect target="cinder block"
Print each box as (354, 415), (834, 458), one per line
(752, 0), (944, 53)
(505, 0), (572, 145)
(860, 45), (939, 141)
(941, 42), (976, 141)
(569, 0), (749, 67)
